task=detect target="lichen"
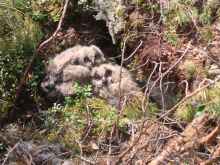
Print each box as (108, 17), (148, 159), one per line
(93, 0), (126, 44)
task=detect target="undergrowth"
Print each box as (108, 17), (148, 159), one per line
(163, 0), (218, 45)
(0, 0), (43, 116)
(175, 82), (220, 122)
(39, 83), (153, 150)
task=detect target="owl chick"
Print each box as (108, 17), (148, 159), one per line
(91, 63), (142, 106)
(41, 45), (105, 99)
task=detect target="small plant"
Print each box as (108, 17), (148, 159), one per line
(182, 60), (197, 79)
(164, 30), (179, 47)
(0, 1), (42, 115)
(199, 26), (214, 43)
(0, 143), (6, 152)
(64, 83), (92, 107)
(162, 0), (215, 46)
(40, 82), (148, 150)
(175, 82), (220, 122)
(175, 103), (196, 122)
(73, 83), (92, 99)
(199, 7), (212, 25)
(132, 0), (145, 6)
(31, 11), (48, 22)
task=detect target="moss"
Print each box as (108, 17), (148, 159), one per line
(183, 60), (197, 79)
(175, 82), (220, 122)
(0, 2), (42, 116)
(116, 6), (125, 18)
(164, 30), (180, 47)
(199, 26), (214, 43)
(175, 104), (196, 122)
(132, 0), (145, 6)
(41, 94), (158, 150)
(0, 101), (12, 119)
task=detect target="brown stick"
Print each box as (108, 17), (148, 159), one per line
(2, 143), (19, 165)
(148, 113), (210, 165)
(200, 125), (220, 145)
(200, 145), (220, 165)
(14, 0), (70, 103)
(158, 77), (220, 120)
(37, 0), (70, 52)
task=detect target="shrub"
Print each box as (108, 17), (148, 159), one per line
(39, 83), (150, 150)
(175, 82), (220, 122)
(163, 0), (215, 44)
(0, 0), (42, 115)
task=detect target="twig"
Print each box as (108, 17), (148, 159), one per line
(2, 143), (19, 165)
(200, 125), (220, 145)
(14, 0), (70, 105)
(130, 58), (149, 71)
(117, 62), (160, 162)
(141, 62), (159, 111)
(0, 3), (25, 15)
(75, 155), (96, 165)
(37, 0), (70, 52)
(81, 105), (93, 143)
(159, 77), (220, 120)
(147, 41), (191, 100)
(200, 144), (220, 165)
(124, 40), (143, 61)
(116, 40), (191, 163)
(117, 119), (148, 161)
(159, 62), (165, 112)
(107, 35), (130, 165)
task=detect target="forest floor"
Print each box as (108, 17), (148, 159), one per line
(1, 1), (220, 165)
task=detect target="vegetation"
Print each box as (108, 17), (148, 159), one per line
(40, 83), (146, 149)
(1, 0), (220, 164)
(175, 82), (220, 121)
(0, 0), (43, 115)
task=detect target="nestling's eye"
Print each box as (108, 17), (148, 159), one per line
(84, 56), (91, 63)
(94, 53), (100, 60)
(104, 69), (112, 78)
(94, 72), (101, 79)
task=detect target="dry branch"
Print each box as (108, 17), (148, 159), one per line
(2, 143), (19, 165)
(200, 145), (220, 165)
(159, 77), (220, 120)
(14, 0), (70, 103)
(148, 113), (210, 165)
(200, 125), (220, 145)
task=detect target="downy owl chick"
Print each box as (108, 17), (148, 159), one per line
(41, 45), (105, 99)
(51, 44), (106, 71)
(91, 63), (142, 106)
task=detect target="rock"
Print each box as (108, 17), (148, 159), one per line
(7, 141), (67, 165)
(94, 0), (127, 44)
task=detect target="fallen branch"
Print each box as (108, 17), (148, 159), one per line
(200, 145), (220, 165)
(159, 77), (220, 120)
(148, 113), (210, 165)
(200, 125), (220, 145)
(2, 143), (19, 165)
